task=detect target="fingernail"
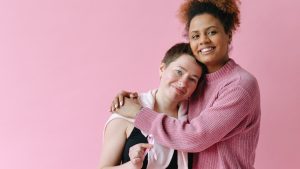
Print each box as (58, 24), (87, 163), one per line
(120, 101), (123, 106)
(114, 104), (118, 108)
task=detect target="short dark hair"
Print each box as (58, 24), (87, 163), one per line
(162, 42), (207, 81)
(162, 43), (193, 66)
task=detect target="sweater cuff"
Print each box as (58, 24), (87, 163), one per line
(134, 107), (159, 133)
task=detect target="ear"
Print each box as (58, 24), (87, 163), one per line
(227, 32), (232, 44)
(159, 63), (166, 78)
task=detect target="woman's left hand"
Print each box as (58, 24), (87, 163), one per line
(129, 143), (153, 168)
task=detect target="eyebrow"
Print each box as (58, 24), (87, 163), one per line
(190, 26), (218, 33)
(178, 66), (201, 79)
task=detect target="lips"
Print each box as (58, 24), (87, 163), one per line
(172, 85), (186, 95)
(199, 46), (215, 55)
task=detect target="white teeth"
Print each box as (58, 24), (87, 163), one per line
(201, 47), (213, 52)
(200, 47), (214, 54)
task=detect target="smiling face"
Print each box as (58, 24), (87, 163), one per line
(158, 54), (202, 103)
(189, 13), (231, 73)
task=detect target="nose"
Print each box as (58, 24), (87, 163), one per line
(199, 34), (210, 45)
(178, 77), (188, 88)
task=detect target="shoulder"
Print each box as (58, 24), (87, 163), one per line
(106, 117), (132, 127)
(104, 114), (134, 135)
(138, 89), (157, 108)
(224, 63), (260, 98)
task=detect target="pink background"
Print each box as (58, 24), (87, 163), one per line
(0, 0), (299, 168)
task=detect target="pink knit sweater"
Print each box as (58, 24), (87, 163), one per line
(134, 59), (261, 169)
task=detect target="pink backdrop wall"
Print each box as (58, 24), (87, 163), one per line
(0, 0), (299, 168)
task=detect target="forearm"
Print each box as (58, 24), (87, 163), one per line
(135, 87), (254, 152)
(135, 108), (217, 152)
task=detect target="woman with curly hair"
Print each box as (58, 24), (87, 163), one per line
(111, 0), (260, 168)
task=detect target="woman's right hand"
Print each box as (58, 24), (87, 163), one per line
(129, 143), (153, 169)
(110, 90), (138, 112)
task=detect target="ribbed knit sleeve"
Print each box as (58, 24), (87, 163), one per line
(135, 85), (255, 152)
(134, 60), (261, 168)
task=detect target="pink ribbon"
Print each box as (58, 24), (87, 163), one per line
(144, 134), (157, 160)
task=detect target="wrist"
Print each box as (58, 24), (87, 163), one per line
(129, 161), (141, 169)
(134, 105), (143, 117)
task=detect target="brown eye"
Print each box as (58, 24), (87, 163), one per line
(176, 69), (183, 76)
(191, 34), (200, 40)
(208, 30), (217, 36)
(189, 77), (198, 83)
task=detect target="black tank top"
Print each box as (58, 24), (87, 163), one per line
(121, 127), (193, 169)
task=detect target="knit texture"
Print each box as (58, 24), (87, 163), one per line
(134, 59), (261, 169)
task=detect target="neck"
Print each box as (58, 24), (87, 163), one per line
(207, 57), (229, 73)
(154, 89), (179, 118)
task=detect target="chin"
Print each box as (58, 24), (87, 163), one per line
(198, 58), (213, 65)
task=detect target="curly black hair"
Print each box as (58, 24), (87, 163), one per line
(178, 0), (240, 37)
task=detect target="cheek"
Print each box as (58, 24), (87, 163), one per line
(161, 73), (176, 84)
(187, 84), (197, 96)
(190, 43), (201, 61)
(220, 41), (229, 53)
(217, 36), (229, 50)
(190, 42), (197, 54)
